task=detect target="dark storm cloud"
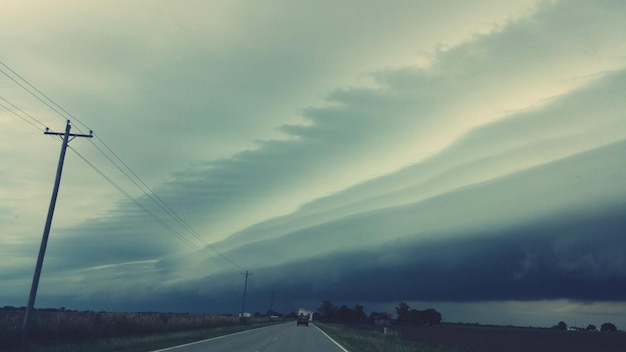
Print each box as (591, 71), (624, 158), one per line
(64, 196), (626, 314)
(245, 201), (626, 304)
(205, 136), (626, 305)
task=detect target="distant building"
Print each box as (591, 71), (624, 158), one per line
(372, 312), (393, 326)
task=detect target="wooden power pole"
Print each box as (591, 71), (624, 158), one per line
(240, 270), (252, 322)
(22, 120), (92, 340)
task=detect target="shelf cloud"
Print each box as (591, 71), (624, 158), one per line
(2, 0), (626, 328)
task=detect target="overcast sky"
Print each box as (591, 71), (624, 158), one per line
(2, 0), (626, 328)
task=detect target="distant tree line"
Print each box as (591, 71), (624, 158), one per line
(315, 300), (442, 326)
(316, 300), (367, 322)
(552, 321), (618, 332)
(394, 302), (442, 326)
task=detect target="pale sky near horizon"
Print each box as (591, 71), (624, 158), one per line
(2, 0), (626, 329)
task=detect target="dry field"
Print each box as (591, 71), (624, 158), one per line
(0, 308), (270, 351)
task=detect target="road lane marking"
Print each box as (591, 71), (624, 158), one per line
(150, 323), (286, 351)
(313, 324), (350, 352)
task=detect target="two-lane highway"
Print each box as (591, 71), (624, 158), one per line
(152, 321), (349, 352)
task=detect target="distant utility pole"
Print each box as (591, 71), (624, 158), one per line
(240, 270), (252, 321)
(22, 120), (92, 340)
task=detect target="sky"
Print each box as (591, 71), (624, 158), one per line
(1, 0), (626, 329)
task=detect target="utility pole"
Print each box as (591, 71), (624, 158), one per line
(22, 120), (92, 340)
(240, 270), (252, 322)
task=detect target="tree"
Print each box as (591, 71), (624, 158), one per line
(395, 302), (411, 323)
(317, 300), (336, 321)
(395, 302), (442, 326)
(586, 324), (596, 331)
(556, 321), (567, 330)
(601, 322), (617, 332)
(420, 308), (442, 326)
(337, 305), (352, 322)
(352, 304), (366, 322)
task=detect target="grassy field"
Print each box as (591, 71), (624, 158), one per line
(0, 308), (282, 352)
(320, 322), (626, 352)
(315, 322), (455, 352)
(389, 323), (626, 352)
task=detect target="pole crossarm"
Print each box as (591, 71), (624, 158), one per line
(45, 124), (93, 139)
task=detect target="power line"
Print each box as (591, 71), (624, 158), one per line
(0, 62), (69, 128)
(2, 60), (247, 273)
(3, 91), (244, 272)
(80, 134), (246, 271)
(0, 96), (47, 132)
(0, 60), (94, 135)
(69, 145), (243, 273)
(89, 134), (246, 271)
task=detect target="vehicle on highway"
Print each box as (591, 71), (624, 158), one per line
(296, 314), (309, 326)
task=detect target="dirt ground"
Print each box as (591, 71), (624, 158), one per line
(352, 324), (626, 352)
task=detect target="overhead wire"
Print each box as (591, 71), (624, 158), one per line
(1, 60), (246, 273)
(0, 91), (211, 263)
(92, 133), (247, 272)
(68, 145), (242, 273)
(0, 62), (68, 128)
(86, 141), (246, 273)
(0, 96), (47, 132)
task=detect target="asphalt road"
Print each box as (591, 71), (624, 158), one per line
(151, 321), (349, 352)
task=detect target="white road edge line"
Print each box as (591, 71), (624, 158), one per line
(150, 322), (286, 351)
(313, 324), (350, 352)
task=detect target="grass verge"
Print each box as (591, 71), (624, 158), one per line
(315, 322), (456, 352)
